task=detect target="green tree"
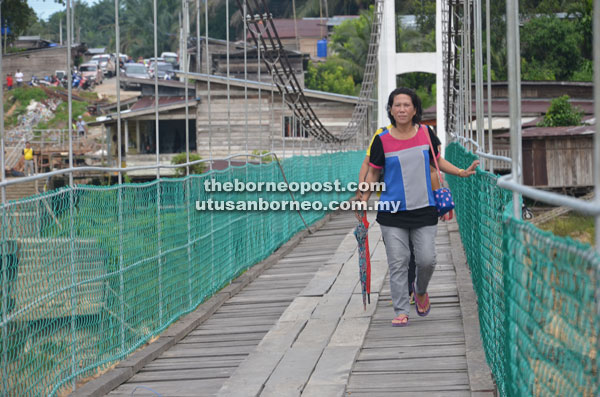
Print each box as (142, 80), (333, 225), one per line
(414, 0), (436, 34)
(120, 0), (181, 58)
(396, 26), (435, 53)
(1, 0), (36, 43)
(520, 15), (581, 80)
(327, 7), (373, 86)
(305, 61), (356, 95)
(538, 95), (583, 127)
(566, 0), (592, 60)
(521, 58), (556, 81)
(171, 153), (205, 176)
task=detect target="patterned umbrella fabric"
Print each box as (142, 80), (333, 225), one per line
(353, 212), (371, 310)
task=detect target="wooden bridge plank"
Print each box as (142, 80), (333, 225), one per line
(97, 214), (493, 397)
(107, 212), (358, 397)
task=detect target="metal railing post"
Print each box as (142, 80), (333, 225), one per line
(114, 0), (126, 355)
(0, 4), (7, 394)
(506, 0), (522, 219)
(474, 0), (485, 170)
(152, 0), (163, 325)
(485, 0), (494, 173)
(593, 0), (600, 253)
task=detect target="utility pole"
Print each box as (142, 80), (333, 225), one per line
(179, 9), (183, 81)
(71, 0), (75, 44)
(196, 0), (200, 73)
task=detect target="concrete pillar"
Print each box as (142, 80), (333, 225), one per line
(124, 120), (129, 155)
(435, 0), (446, 151)
(377, 0), (446, 151)
(106, 125), (112, 166)
(377, 0), (396, 128)
(136, 120), (141, 152)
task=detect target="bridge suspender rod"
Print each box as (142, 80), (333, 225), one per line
(473, 0), (485, 170)
(0, 5), (5, 395)
(506, 0), (522, 219)
(485, 0), (494, 173)
(206, 0), (212, 169)
(594, 0), (600, 252)
(226, 0), (231, 155)
(239, 0), (339, 143)
(113, 0), (127, 365)
(256, 0), (336, 141)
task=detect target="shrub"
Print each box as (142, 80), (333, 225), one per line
(538, 95), (583, 127)
(252, 150), (274, 163)
(570, 59), (593, 82)
(10, 86), (48, 103)
(171, 153), (205, 177)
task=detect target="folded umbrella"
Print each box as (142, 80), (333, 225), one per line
(353, 211), (371, 310)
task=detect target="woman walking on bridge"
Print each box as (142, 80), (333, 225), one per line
(359, 87), (478, 327)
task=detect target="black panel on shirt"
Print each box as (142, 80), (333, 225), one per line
(369, 134), (385, 168)
(376, 207), (438, 229)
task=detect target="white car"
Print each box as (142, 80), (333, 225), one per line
(91, 54), (116, 77)
(160, 52), (178, 68)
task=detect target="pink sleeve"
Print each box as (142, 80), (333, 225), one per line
(369, 162), (383, 169)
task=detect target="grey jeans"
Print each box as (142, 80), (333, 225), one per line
(24, 160), (34, 176)
(380, 224), (437, 316)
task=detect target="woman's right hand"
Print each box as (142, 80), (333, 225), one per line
(350, 196), (363, 221)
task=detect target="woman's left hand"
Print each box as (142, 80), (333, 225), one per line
(459, 160), (479, 177)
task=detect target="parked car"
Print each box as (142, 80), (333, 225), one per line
(145, 57), (165, 68)
(148, 61), (175, 80)
(92, 54), (116, 77)
(160, 52), (179, 69)
(79, 62), (103, 84)
(120, 63), (150, 90)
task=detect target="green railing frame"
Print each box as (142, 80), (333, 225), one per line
(0, 151), (363, 396)
(446, 142), (599, 397)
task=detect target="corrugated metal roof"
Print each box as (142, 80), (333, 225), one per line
(522, 114), (595, 128)
(326, 16), (360, 27)
(496, 123), (596, 138)
(424, 99), (595, 117)
(247, 18), (327, 39)
(130, 96), (192, 112)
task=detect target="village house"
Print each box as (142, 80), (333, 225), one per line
(94, 74), (361, 174)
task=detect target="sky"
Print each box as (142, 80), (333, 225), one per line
(28, 0), (97, 21)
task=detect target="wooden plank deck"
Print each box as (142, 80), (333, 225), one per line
(346, 222), (473, 397)
(106, 213), (359, 396)
(100, 213), (494, 397)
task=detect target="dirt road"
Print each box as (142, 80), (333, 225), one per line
(94, 76), (140, 102)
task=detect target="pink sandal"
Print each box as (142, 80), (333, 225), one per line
(415, 293), (431, 317)
(392, 314), (409, 327)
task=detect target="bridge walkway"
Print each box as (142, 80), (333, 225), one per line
(74, 211), (494, 396)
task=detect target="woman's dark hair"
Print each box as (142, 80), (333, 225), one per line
(386, 87), (422, 126)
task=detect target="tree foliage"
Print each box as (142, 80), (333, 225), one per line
(538, 95), (583, 127)
(520, 15), (582, 80)
(171, 153), (205, 176)
(24, 0), (593, 85)
(1, 0), (36, 42)
(305, 61), (356, 95)
(327, 7), (373, 86)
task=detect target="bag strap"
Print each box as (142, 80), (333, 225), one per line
(423, 125), (444, 187)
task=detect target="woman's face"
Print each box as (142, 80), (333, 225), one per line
(390, 94), (416, 126)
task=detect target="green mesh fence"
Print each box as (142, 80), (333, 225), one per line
(0, 151), (363, 396)
(446, 142), (599, 396)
